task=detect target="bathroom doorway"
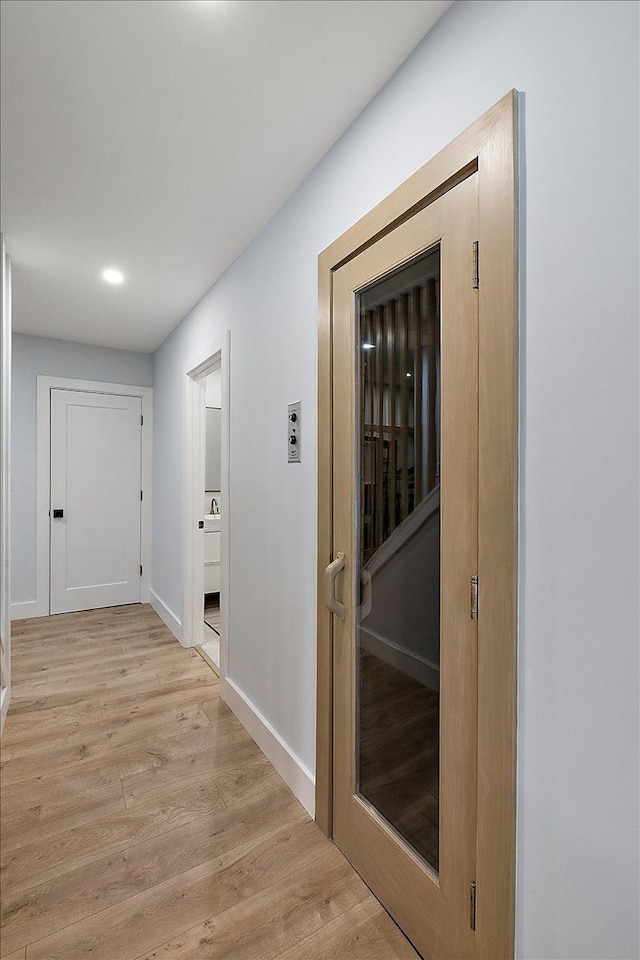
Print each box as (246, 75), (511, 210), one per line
(182, 333), (230, 681)
(202, 370), (222, 668)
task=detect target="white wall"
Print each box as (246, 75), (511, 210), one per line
(1, 239), (12, 733)
(11, 333), (153, 610)
(205, 367), (221, 408)
(151, 2), (639, 957)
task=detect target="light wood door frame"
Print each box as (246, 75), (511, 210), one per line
(316, 90), (518, 959)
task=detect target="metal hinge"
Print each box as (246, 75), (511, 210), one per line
(140, 490), (143, 501)
(470, 575), (478, 620)
(470, 881), (477, 930)
(139, 564), (143, 576)
(141, 414), (144, 426)
(472, 240), (479, 289)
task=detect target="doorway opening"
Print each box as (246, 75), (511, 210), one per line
(182, 334), (230, 680)
(202, 368), (222, 668)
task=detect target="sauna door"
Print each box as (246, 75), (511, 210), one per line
(329, 173), (479, 959)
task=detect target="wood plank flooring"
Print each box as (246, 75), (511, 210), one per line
(1, 604), (419, 960)
(203, 595), (220, 635)
(359, 652), (440, 870)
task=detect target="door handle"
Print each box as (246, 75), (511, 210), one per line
(324, 552), (346, 620)
(52, 509), (64, 519)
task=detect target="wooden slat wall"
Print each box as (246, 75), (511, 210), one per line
(400, 293), (410, 521)
(426, 279), (439, 493)
(411, 286), (422, 507)
(388, 300), (397, 535)
(375, 305), (385, 548)
(360, 274), (439, 558)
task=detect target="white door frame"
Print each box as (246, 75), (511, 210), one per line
(182, 332), (230, 679)
(35, 376), (153, 619)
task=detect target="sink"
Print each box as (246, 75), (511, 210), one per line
(204, 515), (221, 531)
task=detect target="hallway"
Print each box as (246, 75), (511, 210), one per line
(0, 605), (418, 960)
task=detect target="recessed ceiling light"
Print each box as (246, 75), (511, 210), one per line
(362, 342), (375, 350)
(102, 268), (124, 285)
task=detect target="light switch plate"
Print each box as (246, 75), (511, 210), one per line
(288, 401), (301, 463)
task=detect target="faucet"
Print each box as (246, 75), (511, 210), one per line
(210, 498), (219, 515)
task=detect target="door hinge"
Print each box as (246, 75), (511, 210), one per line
(141, 414), (144, 426)
(139, 564), (143, 577)
(472, 240), (479, 289)
(470, 575), (478, 620)
(470, 881), (477, 931)
(140, 490), (143, 501)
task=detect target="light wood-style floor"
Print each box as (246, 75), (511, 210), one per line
(203, 595), (220, 635)
(360, 652), (440, 871)
(1, 604), (419, 960)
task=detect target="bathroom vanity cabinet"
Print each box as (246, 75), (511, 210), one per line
(204, 524), (221, 594)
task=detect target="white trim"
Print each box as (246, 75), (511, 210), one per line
(182, 369), (207, 648)
(220, 674), (315, 817)
(149, 588), (182, 643)
(36, 375), (153, 618)
(0, 686), (9, 735)
(182, 332), (230, 688)
(219, 336), (231, 681)
(1, 238), (11, 735)
(10, 601), (38, 622)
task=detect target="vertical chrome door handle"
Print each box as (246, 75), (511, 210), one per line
(325, 552), (346, 620)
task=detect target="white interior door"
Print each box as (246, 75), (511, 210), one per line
(50, 389), (142, 615)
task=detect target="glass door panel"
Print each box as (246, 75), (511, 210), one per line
(356, 246), (442, 872)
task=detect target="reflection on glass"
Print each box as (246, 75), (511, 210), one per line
(205, 407), (222, 492)
(356, 245), (441, 873)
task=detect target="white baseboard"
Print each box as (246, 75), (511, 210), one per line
(10, 600), (38, 621)
(220, 675), (315, 818)
(1, 685), (10, 735)
(149, 589), (183, 643)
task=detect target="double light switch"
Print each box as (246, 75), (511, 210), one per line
(288, 401), (301, 463)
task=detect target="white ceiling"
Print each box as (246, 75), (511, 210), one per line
(1, 0), (452, 353)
